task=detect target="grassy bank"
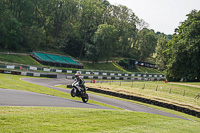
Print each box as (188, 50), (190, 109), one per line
(83, 62), (123, 71)
(1, 106), (200, 133)
(0, 53), (163, 74)
(136, 66), (163, 74)
(0, 53), (42, 66)
(57, 84), (200, 122)
(86, 81), (200, 112)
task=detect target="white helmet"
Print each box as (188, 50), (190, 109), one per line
(75, 72), (80, 78)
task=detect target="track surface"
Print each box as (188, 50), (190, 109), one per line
(18, 78), (191, 121)
(0, 88), (112, 109)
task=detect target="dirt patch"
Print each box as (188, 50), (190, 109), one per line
(169, 82), (200, 88)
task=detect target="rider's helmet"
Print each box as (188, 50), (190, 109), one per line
(75, 72), (80, 78)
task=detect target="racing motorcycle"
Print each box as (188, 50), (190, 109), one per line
(71, 82), (89, 103)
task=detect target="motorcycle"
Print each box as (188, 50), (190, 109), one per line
(71, 82), (89, 103)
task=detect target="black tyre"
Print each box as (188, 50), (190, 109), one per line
(71, 88), (76, 97)
(82, 93), (89, 103)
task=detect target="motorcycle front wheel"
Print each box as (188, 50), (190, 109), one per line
(82, 93), (89, 103)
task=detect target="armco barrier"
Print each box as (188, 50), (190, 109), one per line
(0, 70), (21, 75)
(66, 75), (165, 81)
(46, 74), (57, 78)
(0, 64), (166, 80)
(0, 70), (57, 78)
(22, 73), (57, 78)
(87, 87), (200, 118)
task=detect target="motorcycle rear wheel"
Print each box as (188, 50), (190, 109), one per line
(71, 88), (76, 97)
(82, 93), (89, 103)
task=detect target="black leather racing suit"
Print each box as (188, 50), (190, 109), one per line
(74, 77), (85, 91)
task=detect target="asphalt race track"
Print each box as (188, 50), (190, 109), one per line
(0, 77), (191, 121)
(0, 88), (112, 109)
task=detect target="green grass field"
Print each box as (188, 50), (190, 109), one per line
(57, 84), (200, 121)
(0, 74), (200, 132)
(83, 62), (124, 71)
(0, 54), (42, 66)
(1, 107), (200, 133)
(86, 81), (200, 112)
(136, 66), (163, 74)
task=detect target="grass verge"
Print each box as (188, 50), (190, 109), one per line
(0, 73), (120, 110)
(57, 84), (200, 122)
(85, 81), (200, 112)
(0, 106), (200, 133)
(0, 54), (42, 66)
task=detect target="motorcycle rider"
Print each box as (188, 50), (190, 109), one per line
(74, 72), (86, 91)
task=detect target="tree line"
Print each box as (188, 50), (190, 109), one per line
(1, 0), (199, 81)
(154, 10), (200, 81)
(0, 0), (163, 62)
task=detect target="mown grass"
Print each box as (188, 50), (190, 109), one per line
(0, 54), (42, 66)
(0, 106), (200, 133)
(86, 81), (200, 112)
(83, 62), (123, 71)
(0, 73), (119, 110)
(136, 66), (163, 74)
(57, 84), (200, 122)
(1, 74), (200, 132)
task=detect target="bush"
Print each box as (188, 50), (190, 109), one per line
(118, 59), (129, 68)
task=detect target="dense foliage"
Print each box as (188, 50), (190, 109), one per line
(0, 0), (158, 62)
(154, 10), (200, 81)
(1, 0), (199, 81)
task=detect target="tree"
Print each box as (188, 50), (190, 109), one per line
(165, 10), (200, 81)
(24, 25), (46, 50)
(118, 59), (129, 68)
(135, 28), (157, 60)
(0, 11), (23, 50)
(88, 23), (118, 63)
(0, 0), (162, 64)
(108, 5), (138, 57)
(153, 34), (168, 70)
(85, 43), (101, 64)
